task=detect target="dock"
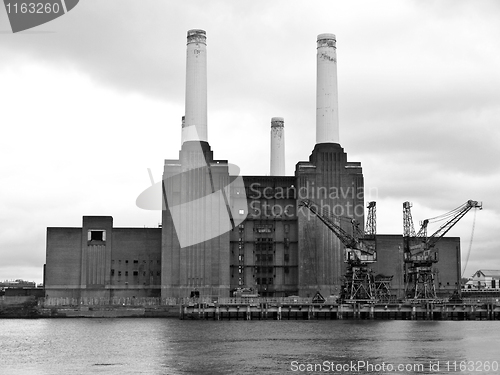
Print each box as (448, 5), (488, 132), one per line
(180, 297), (500, 321)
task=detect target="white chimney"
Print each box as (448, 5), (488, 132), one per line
(270, 117), (285, 176)
(182, 29), (208, 144)
(316, 33), (339, 144)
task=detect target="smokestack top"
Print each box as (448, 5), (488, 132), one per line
(183, 29), (208, 143)
(316, 32), (339, 144)
(187, 29), (206, 45)
(270, 117), (285, 176)
(271, 117), (284, 128)
(317, 33), (336, 48)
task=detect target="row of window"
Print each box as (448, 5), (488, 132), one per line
(237, 238), (291, 245)
(111, 270), (160, 277)
(255, 266), (273, 274)
(255, 254), (273, 262)
(236, 254), (289, 262)
(112, 259), (160, 265)
(238, 224), (291, 234)
(232, 267), (290, 281)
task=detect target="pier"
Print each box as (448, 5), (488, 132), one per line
(180, 297), (500, 321)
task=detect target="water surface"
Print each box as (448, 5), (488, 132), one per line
(0, 319), (498, 374)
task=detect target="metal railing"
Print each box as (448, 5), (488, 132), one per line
(40, 297), (180, 307)
(461, 297), (500, 305)
(32, 296), (500, 308)
(0, 296), (36, 305)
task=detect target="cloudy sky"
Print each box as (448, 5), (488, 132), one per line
(1, 0), (499, 284)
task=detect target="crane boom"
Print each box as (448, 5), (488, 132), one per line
(425, 200), (482, 248)
(412, 200), (482, 255)
(299, 199), (375, 256)
(299, 199), (381, 302)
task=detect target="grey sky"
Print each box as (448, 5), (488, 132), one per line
(1, 0), (499, 283)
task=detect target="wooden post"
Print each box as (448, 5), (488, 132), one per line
(470, 305), (476, 320)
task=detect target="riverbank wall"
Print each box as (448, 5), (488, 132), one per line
(2, 296), (499, 320)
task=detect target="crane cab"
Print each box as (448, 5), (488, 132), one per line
(344, 248), (377, 264)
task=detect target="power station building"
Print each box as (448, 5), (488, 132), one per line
(45, 30), (461, 301)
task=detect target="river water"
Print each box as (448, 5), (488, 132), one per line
(0, 319), (498, 374)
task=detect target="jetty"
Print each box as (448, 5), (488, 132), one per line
(180, 297), (500, 321)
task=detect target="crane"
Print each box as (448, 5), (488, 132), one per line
(299, 199), (377, 302)
(402, 200), (482, 300)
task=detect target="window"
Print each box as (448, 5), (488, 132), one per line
(284, 254), (289, 262)
(111, 269), (115, 276)
(133, 271), (139, 276)
(118, 271), (121, 276)
(239, 209), (245, 215)
(143, 271), (146, 276)
(156, 271), (161, 276)
(125, 260), (128, 264)
(133, 260), (138, 264)
(88, 230), (106, 241)
(284, 266), (289, 274)
(255, 224), (273, 233)
(125, 271), (128, 276)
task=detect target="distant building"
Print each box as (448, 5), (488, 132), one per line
(465, 270), (500, 290)
(0, 279), (36, 289)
